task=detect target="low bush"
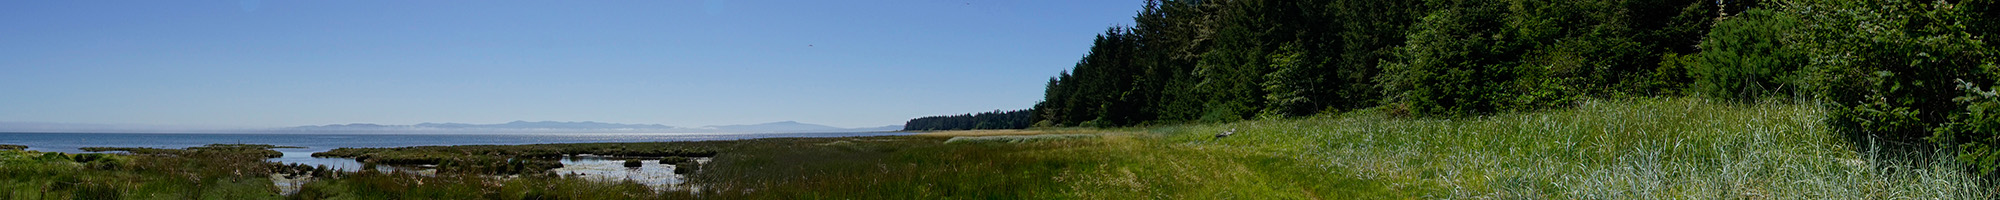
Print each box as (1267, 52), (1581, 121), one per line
(1777, 1), (2000, 170)
(36, 152), (68, 162)
(673, 162), (698, 175)
(622, 159), (642, 168)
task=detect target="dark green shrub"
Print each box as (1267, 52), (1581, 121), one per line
(623, 159), (642, 168)
(1693, 9), (1806, 101)
(1377, 0), (1520, 116)
(1646, 53), (1700, 96)
(657, 156), (689, 164)
(673, 162), (699, 174)
(69, 153), (109, 163)
(1938, 79), (2000, 174)
(37, 152), (69, 161)
(1378, 0), (1667, 116)
(70, 153), (125, 170)
(1792, 0), (2000, 146)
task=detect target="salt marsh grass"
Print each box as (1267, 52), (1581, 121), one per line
(943, 134), (1100, 144)
(678, 98), (1981, 199)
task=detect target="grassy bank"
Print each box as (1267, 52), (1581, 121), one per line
(2, 98), (1983, 199)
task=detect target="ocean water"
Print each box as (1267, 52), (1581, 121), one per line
(0, 131), (911, 170)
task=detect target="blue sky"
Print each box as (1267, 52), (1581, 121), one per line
(0, 0), (1141, 128)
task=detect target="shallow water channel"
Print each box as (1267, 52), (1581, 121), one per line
(267, 153), (703, 193)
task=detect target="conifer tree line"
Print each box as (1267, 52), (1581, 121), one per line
(1033, 0), (2000, 173)
(1034, 0), (1727, 127)
(901, 109), (1033, 131)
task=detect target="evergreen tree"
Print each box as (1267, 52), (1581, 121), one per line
(904, 109), (1034, 131)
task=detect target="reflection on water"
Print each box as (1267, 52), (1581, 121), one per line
(550, 157), (697, 189)
(267, 151), (365, 171)
(266, 151), (434, 173)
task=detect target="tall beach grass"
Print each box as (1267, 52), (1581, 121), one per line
(1166, 97), (1987, 199)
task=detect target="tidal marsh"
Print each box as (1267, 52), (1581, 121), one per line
(1, 98), (1984, 199)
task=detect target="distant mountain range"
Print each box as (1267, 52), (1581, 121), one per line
(280, 121), (901, 134)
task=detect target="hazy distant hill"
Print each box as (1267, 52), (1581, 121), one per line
(419, 121), (678, 130)
(288, 121), (677, 131)
(698, 121), (904, 133)
(700, 121), (837, 133)
(847, 125), (905, 132)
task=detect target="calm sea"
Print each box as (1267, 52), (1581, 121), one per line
(0, 131), (912, 170)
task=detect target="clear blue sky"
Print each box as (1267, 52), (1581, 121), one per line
(0, 0), (1142, 128)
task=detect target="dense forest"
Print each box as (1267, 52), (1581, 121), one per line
(1032, 0), (2000, 172)
(901, 109), (1033, 131)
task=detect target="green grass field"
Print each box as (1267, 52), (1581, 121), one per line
(1, 98), (1985, 199)
(686, 97), (1985, 199)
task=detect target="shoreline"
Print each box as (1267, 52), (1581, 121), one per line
(0, 131), (914, 154)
